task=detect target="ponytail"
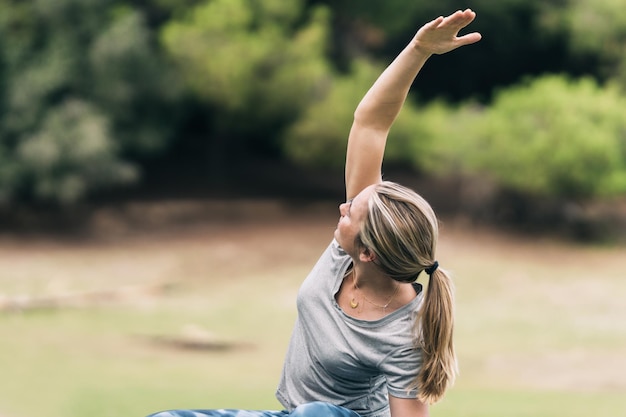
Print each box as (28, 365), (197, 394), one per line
(360, 181), (457, 404)
(412, 267), (457, 404)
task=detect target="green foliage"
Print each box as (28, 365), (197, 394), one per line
(462, 75), (626, 199)
(282, 59), (377, 168)
(283, 79), (480, 185)
(161, 0), (332, 143)
(319, 0), (425, 39)
(151, 0), (205, 16)
(89, 8), (180, 154)
(389, 100), (472, 174)
(549, 0), (626, 55)
(16, 100), (138, 204)
(282, 59), (463, 172)
(566, 0), (626, 88)
(0, 0), (180, 205)
(541, 0), (626, 87)
(0, 0), (624, 208)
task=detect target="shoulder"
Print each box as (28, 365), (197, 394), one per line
(301, 239), (351, 290)
(319, 239), (350, 267)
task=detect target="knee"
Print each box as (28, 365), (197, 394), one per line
(291, 402), (327, 417)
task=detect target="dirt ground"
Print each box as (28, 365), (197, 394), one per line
(1, 196), (624, 302)
(1, 198), (625, 395)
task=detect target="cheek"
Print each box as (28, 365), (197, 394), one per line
(340, 221), (359, 242)
(335, 220), (350, 241)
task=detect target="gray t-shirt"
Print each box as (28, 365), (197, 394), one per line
(276, 240), (424, 417)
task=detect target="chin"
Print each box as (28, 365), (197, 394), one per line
(334, 232), (345, 247)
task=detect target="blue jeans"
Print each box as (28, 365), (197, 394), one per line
(147, 401), (362, 417)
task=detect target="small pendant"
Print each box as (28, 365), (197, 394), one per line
(350, 298), (359, 309)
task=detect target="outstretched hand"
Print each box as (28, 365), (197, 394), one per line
(412, 9), (481, 55)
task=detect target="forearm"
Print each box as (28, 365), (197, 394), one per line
(345, 41), (433, 198)
(353, 41), (431, 131)
(344, 10), (481, 198)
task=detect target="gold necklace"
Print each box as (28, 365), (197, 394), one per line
(350, 270), (400, 312)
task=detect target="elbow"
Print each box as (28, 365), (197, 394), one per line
(353, 106), (367, 125)
(353, 103), (397, 131)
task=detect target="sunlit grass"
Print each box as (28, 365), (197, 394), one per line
(432, 389), (624, 417)
(1, 214), (624, 417)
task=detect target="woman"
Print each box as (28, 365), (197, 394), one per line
(148, 9), (481, 417)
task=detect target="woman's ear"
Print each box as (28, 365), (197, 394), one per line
(359, 247), (377, 263)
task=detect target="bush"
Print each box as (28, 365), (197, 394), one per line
(282, 58), (465, 172)
(161, 0), (332, 155)
(462, 75), (626, 200)
(281, 59), (376, 168)
(88, 8), (181, 155)
(16, 100), (138, 204)
(0, 0), (180, 206)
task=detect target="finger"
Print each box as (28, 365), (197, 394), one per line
(456, 32), (482, 46)
(427, 16), (445, 29)
(442, 9), (476, 29)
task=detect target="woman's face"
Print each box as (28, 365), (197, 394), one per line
(334, 185), (375, 256)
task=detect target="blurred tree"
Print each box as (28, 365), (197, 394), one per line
(0, 0), (181, 205)
(161, 0), (332, 174)
(282, 1), (626, 204)
(308, 0), (581, 101)
(541, 0), (626, 88)
(282, 59), (378, 169)
(0, 0), (624, 211)
(282, 58), (460, 173)
(462, 75), (626, 199)
(16, 99), (138, 204)
(131, 0), (205, 26)
(289, 1), (626, 204)
(88, 8), (181, 156)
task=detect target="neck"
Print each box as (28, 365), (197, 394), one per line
(352, 263), (396, 292)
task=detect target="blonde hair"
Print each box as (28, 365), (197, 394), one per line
(358, 181), (457, 404)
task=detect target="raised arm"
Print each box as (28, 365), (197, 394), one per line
(344, 9), (481, 200)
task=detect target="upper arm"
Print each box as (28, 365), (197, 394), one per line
(389, 394), (429, 417)
(344, 121), (388, 200)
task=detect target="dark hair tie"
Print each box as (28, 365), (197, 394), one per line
(425, 261), (439, 275)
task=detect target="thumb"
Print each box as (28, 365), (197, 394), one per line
(457, 31), (482, 46)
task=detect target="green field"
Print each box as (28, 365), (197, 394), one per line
(1, 201), (624, 417)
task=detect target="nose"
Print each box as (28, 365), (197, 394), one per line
(339, 202), (348, 216)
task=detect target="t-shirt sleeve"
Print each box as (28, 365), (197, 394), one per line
(381, 343), (422, 399)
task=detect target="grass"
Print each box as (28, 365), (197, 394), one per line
(0, 202), (625, 417)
